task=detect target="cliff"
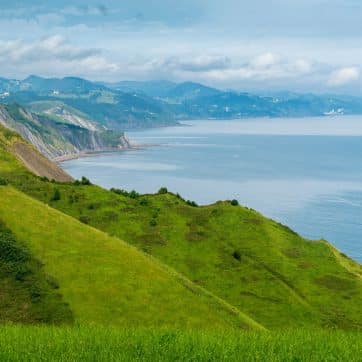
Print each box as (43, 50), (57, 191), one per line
(0, 104), (131, 160)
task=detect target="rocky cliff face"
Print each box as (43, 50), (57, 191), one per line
(0, 104), (131, 160)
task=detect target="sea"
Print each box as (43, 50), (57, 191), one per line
(62, 116), (362, 262)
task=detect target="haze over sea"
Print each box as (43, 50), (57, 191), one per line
(62, 116), (362, 262)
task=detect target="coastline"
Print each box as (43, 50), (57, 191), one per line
(53, 143), (160, 163)
(53, 148), (136, 163)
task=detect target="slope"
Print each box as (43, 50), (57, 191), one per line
(29, 185), (362, 329)
(0, 219), (73, 324)
(0, 124), (72, 182)
(0, 186), (262, 330)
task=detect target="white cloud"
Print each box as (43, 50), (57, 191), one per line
(250, 52), (281, 69)
(327, 67), (360, 87)
(0, 36), (119, 79)
(294, 59), (312, 74)
(161, 55), (231, 72)
(153, 53), (315, 83)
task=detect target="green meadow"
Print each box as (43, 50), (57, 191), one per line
(0, 327), (361, 361)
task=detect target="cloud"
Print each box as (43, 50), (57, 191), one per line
(0, 36), (119, 78)
(140, 52), (315, 83)
(250, 52), (281, 69)
(0, 36), (100, 63)
(327, 67), (360, 87)
(61, 4), (109, 16)
(161, 55), (231, 72)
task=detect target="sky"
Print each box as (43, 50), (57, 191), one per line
(0, 0), (361, 94)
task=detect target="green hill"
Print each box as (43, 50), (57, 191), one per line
(0, 186), (262, 329)
(1, 125), (361, 330)
(12, 181), (361, 330)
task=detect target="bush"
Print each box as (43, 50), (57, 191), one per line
(87, 203), (98, 210)
(50, 189), (61, 202)
(149, 219), (157, 227)
(158, 187), (168, 194)
(79, 215), (90, 224)
(129, 190), (140, 199)
(0, 178), (8, 186)
(230, 199), (239, 206)
(233, 250), (241, 261)
(186, 200), (198, 207)
(81, 176), (91, 185)
(110, 188), (140, 199)
(139, 199), (149, 206)
(39, 176), (49, 182)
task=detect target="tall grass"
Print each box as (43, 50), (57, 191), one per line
(0, 326), (360, 361)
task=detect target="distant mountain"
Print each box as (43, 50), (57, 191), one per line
(106, 80), (221, 101)
(166, 82), (221, 101)
(105, 80), (177, 98)
(2, 75), (362, 130)
(22, 75), (108, 94)
(101, 79), (362, 118)
(0, 76), (176, 130)
(175, 91), (362, 119)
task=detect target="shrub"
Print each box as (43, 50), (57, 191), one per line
(129, 190), (140, 199)
(110, 188), (140, 199)
(0, 178), (8, 186)
(158, 187), (168, 194)
(186, 200), (198, 207)
(79, 215), (90, 224)
(39, 176), (49, 182)
(231, 199), (239, 206)
(149, 219), (157, 227)
(81, 176), (91, 185)
(139, 199), (149, 206)
(50, 189), (61, 202)
(87, 203), (97, 210)
(233, 250), (241, 261)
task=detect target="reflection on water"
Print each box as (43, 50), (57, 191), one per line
(62, 116), (362, 262)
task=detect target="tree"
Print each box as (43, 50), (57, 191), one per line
(158, 187), (168, 194)
(51, 189), (61, 201)
(81, 176), (91, 185)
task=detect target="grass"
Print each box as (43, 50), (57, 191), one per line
(0, 220), (73, 324)
(0, 186), (262, 330)
(0, 326), (361, 361)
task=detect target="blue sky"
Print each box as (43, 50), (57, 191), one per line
(0, 0), (361, 94)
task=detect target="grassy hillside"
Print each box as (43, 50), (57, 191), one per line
(1, 126), (361, 330)
(10, 180), (360, 330)
(0, 186), (261, 330)
(0, 326), (361, 361)
(0, 220), (73, 324)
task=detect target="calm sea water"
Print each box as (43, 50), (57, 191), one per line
(62, 116), (362, 262)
